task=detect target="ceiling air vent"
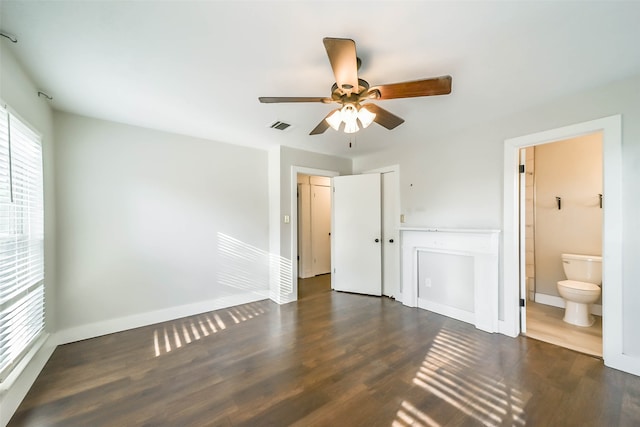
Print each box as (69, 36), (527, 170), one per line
(269, 121), (292, 131)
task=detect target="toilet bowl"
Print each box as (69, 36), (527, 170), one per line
(556, 254), (602, 327)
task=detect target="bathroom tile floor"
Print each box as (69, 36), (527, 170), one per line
(525, 300), (603, 357)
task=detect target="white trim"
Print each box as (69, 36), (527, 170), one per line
(418, 298), (475, 325)
(503, 115), (633, 374)
(55, 291), (268, 345)
(0, 334), (56, 427)
(364, 164), (400, 175)
(400, 229), (500, 333)
(0, 334), (49, 391)
(534, 293), (602, 316)
(498, 320), (512, 336)
(290, 166), (339, 303)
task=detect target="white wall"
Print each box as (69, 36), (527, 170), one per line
(418, 251), (474, 312)
(54, 112), (270, 340)
(534, 134), (603, 297)
(354, 73), (640, 359)
(0, 45), (57, 427)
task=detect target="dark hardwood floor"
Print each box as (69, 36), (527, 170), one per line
(9, 277), (640, 426)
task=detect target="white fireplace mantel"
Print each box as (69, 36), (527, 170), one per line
(400, 228), (500, 333)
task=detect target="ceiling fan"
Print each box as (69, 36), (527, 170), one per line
(259, 37), (452, 135)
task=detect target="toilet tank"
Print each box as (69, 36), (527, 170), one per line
(561, 253), (602, 285)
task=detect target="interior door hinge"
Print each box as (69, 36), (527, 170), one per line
(519, 164), (525, 174)
(520, 298), (525, 307)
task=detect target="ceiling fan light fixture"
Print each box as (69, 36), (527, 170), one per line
(357, 105), (376, 128)
(340, 104), (358, 122)
(326, 109), (342, 131)
(344, 120), (359, 134)
(340, 104), (360, 133)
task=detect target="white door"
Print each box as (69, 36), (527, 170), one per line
(311, 185), (331, 275)
(382, 171), (400, 298)
(332, 174), (382, 296)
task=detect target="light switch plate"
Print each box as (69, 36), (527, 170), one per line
(284, 215), (290, 224)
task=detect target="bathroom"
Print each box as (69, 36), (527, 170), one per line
(522, 132), (603, 356)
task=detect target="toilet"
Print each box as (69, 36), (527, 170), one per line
(556, 253), (602, 327)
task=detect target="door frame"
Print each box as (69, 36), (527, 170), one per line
(502, 115), (635, 374)
(291, 166), (340, 300)
(518, 148), (528, 334)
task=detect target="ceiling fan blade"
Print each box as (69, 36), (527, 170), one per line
(259, 96), (332, 103)
(323, 37), (359, 95)
(372, 75), (452, 100)
(363, 104), (405, 130)
(309, 109), (339, 135)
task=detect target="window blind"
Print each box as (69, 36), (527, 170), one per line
(0, 105), (45, 381)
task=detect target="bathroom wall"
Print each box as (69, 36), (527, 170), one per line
(534, 133), (603, 298)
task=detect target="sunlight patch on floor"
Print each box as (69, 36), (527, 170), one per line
(152, 301), (269, 357)
(394, 328), (526, 426)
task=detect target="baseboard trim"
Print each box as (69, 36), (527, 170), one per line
(534, 292), (602, 316)
(498, 319), (519, 338)
(604, 352), (640, 377)
(55, 291), (269, 345)
(417, 298), (475, 326)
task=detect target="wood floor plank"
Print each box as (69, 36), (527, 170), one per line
(8, 275), (640, 426)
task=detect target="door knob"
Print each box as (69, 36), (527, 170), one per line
(375, 238), (380, 243)
(389, 239), (394, 243)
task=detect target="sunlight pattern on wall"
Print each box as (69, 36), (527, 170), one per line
(393, 328), (526, 426)
(152, 301), (270, 357)
(217, 232), (292, 303)
(269, 248), (293, 303)
(217, 233), (270, 292)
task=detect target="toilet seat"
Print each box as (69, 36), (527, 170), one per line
(558, 279), (600, 293)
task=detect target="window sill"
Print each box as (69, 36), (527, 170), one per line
(0, 333), (51, 393)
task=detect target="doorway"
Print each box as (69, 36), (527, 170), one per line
(520, 134), (603, 357)
(289, 166), (400, 301)
(503, 115), (627, 372)
(290, 167), (339, 300)
(297, 174), (332, 279)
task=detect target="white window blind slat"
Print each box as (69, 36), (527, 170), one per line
(0, 106), (45, 381)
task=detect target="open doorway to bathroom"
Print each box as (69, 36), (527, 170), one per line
(520, 133), (603, 357)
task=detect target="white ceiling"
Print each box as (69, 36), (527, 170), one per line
(2, 1), (640, 159)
